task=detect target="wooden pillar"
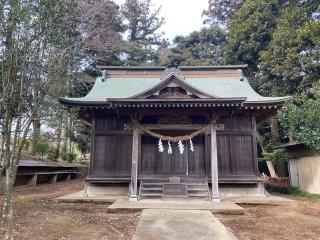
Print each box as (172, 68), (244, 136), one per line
(129, 126), (139, 202)
(210, 124), (220, 202)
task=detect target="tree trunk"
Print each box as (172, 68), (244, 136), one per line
(30, 118), (41, 155)
(270, 116), (288, 177)
(0, 133), (6, 194)
(54, 119), (63, 161)
(270, 116), (280, 142)
(1, 115), (32, 238)
(68, 120), (73, 163)
(2, 165), (16, 240)
(0, 176), (5, 195)
(256, 129), (278, 178)
(62, 117), (68, 158)
(266, 161), (278, 179)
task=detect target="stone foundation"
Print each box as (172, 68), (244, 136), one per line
(85, 182), (268, 198)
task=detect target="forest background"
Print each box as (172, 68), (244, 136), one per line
(0, 0), (320, 238)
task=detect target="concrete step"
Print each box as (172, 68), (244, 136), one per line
(181, 179), (207, 184)
(162, 194), (188, 198)
(188, 192), (209, 197)
(140, 193), (163, 197)
(141, 182), (166, 186)
(187, 184), (208, 190)
(140, 189), (163, 193)
(140, 187), (163, 191)
(187, 183), (208, 187)
(139, 177), (210, 200)
(188, 190), (208, 193)
(142, 179), (169, 183)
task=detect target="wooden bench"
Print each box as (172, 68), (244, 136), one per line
(16, 171), (78, 186)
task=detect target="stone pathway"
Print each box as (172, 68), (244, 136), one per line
(132, 209), (237, 240)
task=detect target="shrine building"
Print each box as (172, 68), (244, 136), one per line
(59, 64), (290, 202)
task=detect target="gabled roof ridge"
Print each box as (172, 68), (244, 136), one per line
(128, 71), (218, 99)
(97, 64), (248, 70)
(160, 71), (184, 81)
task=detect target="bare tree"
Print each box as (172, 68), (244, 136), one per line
(0, 1), (80, 238)
(0, 1), (133, 238)
(77, 0), (125, 65)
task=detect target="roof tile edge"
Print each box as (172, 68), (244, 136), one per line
(96, 65), (248, 70)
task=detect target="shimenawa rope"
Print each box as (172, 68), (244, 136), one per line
(131, 119), (214, 142)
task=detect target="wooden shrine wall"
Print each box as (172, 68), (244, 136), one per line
(214, 115), (258, 179)
(89, 113), (258, 182)
(90, 115), (132, 178)
(140, 136), (206, 176)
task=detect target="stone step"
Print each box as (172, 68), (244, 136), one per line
(188, 185), (208, 188)
(139, 177), (210, 200)
(188, 192), (209, 196)
(142, 179), (169, 183)
(162, 194), (188, 198)
(140, 193), (163, 197)
(187, 183), (208, 187)
(181, 179), (207, 184)
(141, 182), (167, 186)
(188, 188), (209, 192)
(140, 187), (163, 191)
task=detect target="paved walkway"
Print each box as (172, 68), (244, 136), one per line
(132, 209), (237, 240)
(109, 198), (244, 214)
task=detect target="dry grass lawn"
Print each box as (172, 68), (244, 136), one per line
(0, 178), (140, 240)
(217, 195), (320, 240)
(0, 178), (320, 239)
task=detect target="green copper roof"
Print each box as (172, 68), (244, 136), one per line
(60, 76), (290, 104)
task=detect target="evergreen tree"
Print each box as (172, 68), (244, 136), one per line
(259, 2), (320, 95)
(223, 0), (320, 95)
(278, 85), (320, 153)
(121, 0), (165, 65)
(223, 0), (284, 78)
(164, 26), (226, 66)
(203, 0), (244, 25)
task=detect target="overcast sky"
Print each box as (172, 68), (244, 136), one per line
(115, 0), (209, 42)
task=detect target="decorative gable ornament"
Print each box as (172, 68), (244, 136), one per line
(161, 63), (184, 80)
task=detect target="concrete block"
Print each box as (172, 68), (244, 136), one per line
(65, 174), (71, 181)
(55, 190), (122, 203)
(49, 174), (57, 184)
(86, 183), (129, 197)
(219, 183), (266, 197)
(27, 174), (37, 187)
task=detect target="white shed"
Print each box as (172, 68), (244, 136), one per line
(283, 143), (320, 194)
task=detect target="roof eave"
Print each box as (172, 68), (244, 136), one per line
(59, 97), (110, 107)
(243, 96), (291, 106)
(96, 65), (248, 70)
(58, 97), (248, 107)
(106, 98), (247, 103)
